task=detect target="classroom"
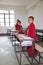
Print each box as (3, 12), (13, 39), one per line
(0, 0), (43, 65)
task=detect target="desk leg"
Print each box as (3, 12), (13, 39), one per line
(12, 35), (14, 46)
(20, 42), (22, 65)
(31, 41), (34, 65)
(20, 51), (21, 65)
(42, 34), (43, 47)
(15, 42), (22, 65)
(39, 52), (43, 64)
(15, 41), (16, 53)
(31, 58), (33, 65)
(39, 53), (41, 64)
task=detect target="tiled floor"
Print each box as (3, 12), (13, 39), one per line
(0, 36), (18, 65)
(0, 36), (43, 65)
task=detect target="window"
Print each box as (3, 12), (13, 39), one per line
(10, 14), (14, 26)
(0, 14), (4, 26)
(5, 14), (9, 26)
(0, 10), (15, 27)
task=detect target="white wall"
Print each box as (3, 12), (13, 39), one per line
(28, 1), (43, 30)
(0, 6), (28, 33)
(15, 9), (28, 28)
(0, 5), (28, 28)
(0, 1), (43, 33)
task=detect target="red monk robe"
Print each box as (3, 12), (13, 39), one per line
(15, 23), (23, 34)
(25, 23), (38, 57)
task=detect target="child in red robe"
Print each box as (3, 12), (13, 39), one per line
(25, 16), (38, 57)
(15, 19), (23, 34)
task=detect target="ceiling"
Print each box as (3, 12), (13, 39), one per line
(0, 0), (41, 9)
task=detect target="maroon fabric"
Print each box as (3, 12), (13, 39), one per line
(26, 23), (36, 41)
(25, 23), (38, 57)
(15, 23), (18, 30)
(15, 24), (22, 34)
(27, 47), (38, 57)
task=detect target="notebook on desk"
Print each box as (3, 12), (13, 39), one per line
(18, 34), (33, 40)
(16, 34), (33, 47)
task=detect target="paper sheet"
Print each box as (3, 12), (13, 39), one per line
(15, 34), (33, 47)
(18, 34), (33, 40)
(21, 41), (32, 46)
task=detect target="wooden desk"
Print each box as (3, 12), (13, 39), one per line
(36, 29), (43, 47)
(7, 29), (18, 40)
(36, 29), (43, 33)
(7, 29), (11, 34)
(13, 34), (36, 65)
(14, 34), (34, 45)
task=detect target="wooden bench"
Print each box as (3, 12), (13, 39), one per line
(35, 43), (43, 64)
(35, 43), (43, 53)
(14, 34), (43, 64)
(12, 33), (43, 64)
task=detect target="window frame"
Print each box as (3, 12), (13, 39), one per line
(0, 10), (15, 27)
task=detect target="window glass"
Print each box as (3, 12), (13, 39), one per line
(10, 10), (14, 14)
(0, 10), (4, 13)
(0, 10), (15, 27)
(10, 15), (14, 19)
(5, 15), (9, 19)
(0, 14), (4, 19)
(6, 23), (9, 26)
(1, 23), (4, 26)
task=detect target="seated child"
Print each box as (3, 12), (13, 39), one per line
(15, 19), (23, 34)
(25, 16), (38, 57)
